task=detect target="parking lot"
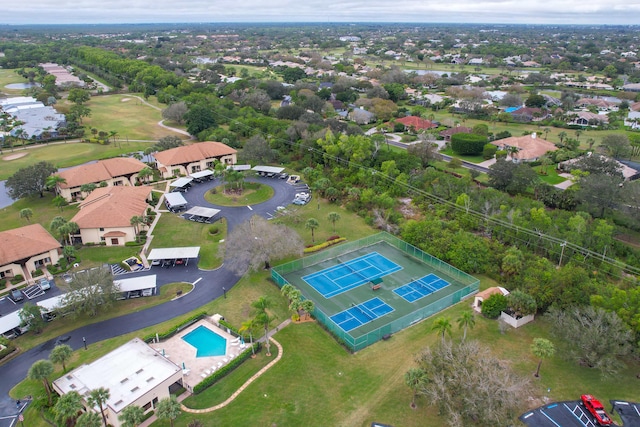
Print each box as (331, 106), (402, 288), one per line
(520, 400), (640, 427)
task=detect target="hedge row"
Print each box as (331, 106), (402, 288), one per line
(193, 342), (262, 394)
(143, 311), (208, 343)
(451, 133), (488, 155)
(0, 343), (17, 361)
(303, 237), (347, 254)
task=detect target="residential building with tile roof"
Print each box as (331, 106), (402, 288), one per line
(393, 116), (437, 131)
(0, 224), (61, 283)
(153, 141), (237, 179)
(71, 186), (152, 246)
(490, 133), (558, 162)
(439, 126), (472, 141)
(55, 157), (147, 202)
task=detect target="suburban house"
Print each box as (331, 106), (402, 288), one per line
(55, 157), (147, 202)
(0, 224), (61, 284)
(439, 126), (472, 142)
(624, 111), (640, 129)
(70, 186), (153, 246)
(576, 97), (618, 111)
(347, 107), (375, 125)
(508, 107), (548, 123)
(559, 154), (640, 181)
(569, 111), (609, 127)
(393, 116), (437, 132)
(154, 141), (237, 179)
(491, 133), (558, 162)
(52, 338), (183, 427)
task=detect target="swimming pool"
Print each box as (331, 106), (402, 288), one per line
(182, 325), (227, 358)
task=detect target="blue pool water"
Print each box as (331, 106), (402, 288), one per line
(182, 326), (227, 358)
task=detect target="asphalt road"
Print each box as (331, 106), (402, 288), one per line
(0, 175), (301, 424)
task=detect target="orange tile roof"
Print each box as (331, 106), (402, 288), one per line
(475, 286), (509, 300)
(153, 141), (237, 167)
(394, 116), (437, 130)
(57, 158), (146, 189)
(72, 186), (152, 229)
(491, 134), (558, 160)
(0, 224), (61, 265)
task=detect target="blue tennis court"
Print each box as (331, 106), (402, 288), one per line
(330, 297), (394, 332)
(394, 273), (450, 303)
(303, 252), (402, 298)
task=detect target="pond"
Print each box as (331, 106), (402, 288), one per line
(4, 82), (40, 89)
(0, 180), (13, 209)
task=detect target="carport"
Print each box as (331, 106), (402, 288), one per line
(252, 165), (284, 176)
(229, 164), (251, 171)
(115, 275), (157, 299)
(37, 294), (67, 320)
(169, 177), (194, 192)
(190, 170), (214, 182)
(183, 206), (220, 223)
(0, 310), (23, 338)
(164, 192), (188, 212)
(147, 247), (201, 267)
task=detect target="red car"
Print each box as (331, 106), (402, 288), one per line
(581, 394), (613, 426)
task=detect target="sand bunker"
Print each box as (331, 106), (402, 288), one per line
(121, 97), (132, 102)
(3, 152), (29, 161)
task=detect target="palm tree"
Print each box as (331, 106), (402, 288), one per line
(156, 396), (181, 427)
(130, 216), (143, 242)
(53, 195), (68, 211)
(543, 127), (551, 140)
(300, 299), (315, 320)
(239, 318), (257, 357)
(76, 411), (102, 427)
(19, 208), (33, 223)
(305, 218), (319, 243)
(456, 311), (476, 341)
(54, 390), (83, 427)
(404, 367), (427, 409)
(63, 245), (77, 264)
(87, 387), (110, 427)
(46, 174), (67, 194)
(327, 211), (341, 233)
(28, 359), (54, 405)
(138, 167), (153, 183)
(431, 316), (452, 343)
(252, 296), (275, 356)
(558, 131), (567, 145)
(59, 221), (80, 246)
(531, 337), (555, 377)
(50, 344), (73, 372)
(118, 405), (145, 427)
(143, 146), (155, 163)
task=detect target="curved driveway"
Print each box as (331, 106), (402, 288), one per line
(0, 175), (301, 421)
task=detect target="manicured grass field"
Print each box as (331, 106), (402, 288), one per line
(0, 193), (77, 233)
(0, 69), (33, 95)
(204, 182), (274, 206)
(440, 148), (486, 163)
(149, 212), (227, 270)
(535, 165), (568, 185)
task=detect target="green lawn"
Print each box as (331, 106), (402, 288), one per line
(57, 93), (187, 142)
(440, 148), (486, 163)
(0, 69), (33, 95)
(0, 193), (77, 233)
(150, 213), (227, 270)
(535, 165), (567, 185)
(204, 182), (274, 206)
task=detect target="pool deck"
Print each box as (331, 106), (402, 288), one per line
(153, 318), (246, 391)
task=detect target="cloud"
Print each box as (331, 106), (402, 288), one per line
(2, 0), (640, 24)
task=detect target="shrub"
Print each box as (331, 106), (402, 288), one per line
(303, 237), (347, 253)
(482, 143), (498, 159)
(10, 275), (24, 285)
(193, 343), (262, 394)
(451, 133), (488, 155)
(481, 293), (508, 319)
(32, 268), (44, 277)
(143, 312), (208, 343)
(0, 341), (16, 361)
(327, 235), (341, 242)
(209, 226), (220, 235)
(495, 150), (508, 159)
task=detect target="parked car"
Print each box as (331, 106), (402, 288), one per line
(174, 258), (186, 266)
(10, 289), (23, 302)
(279, 173), (289, 179)
(162, 259), (173, 268)
(37, 278), (51, 291)
(581, 394), (613, 426)
(151, 259), (161, 266)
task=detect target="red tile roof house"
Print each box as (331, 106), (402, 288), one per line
(490, 133), (558, 163)
(154, 141), (238, 179)
(439, 126), (472, 142)
(392, 116), (438, 132)
(71, 186), (153, 246)
(55, 157), (147, 202)
(0, 224), (62, 285)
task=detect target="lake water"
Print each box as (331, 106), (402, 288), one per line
(0, 181), (13, 209)
(5, 82), (40, 89)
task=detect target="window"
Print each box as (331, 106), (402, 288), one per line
(152, 397), (158, 406)
(206, 161), (214, 168)
(100, 237), (105, 242)
(142, 402), (152, 411)
(113, 180), (122, 186)
(99, 228), (104, 232)
(110, 238), (119, 245)
(191, 165), (201, 172)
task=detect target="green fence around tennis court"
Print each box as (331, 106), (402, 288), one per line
(272, 232), (480, 352)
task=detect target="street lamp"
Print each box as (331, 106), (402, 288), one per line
(82, 337), (87, 350)
(222, 287), (227, 299)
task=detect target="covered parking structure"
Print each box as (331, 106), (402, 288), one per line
(147, 247), (200, 267)
(252, 165), (284, 176)
(115, 275), (157, 299)
(189, 170), (214, 182)
(0, 310), (23, 338)
(37, 294), (66, 321)
(182, 206), (220, 223)
(164, 192), (188, 212)
(169, 177), (193, 192)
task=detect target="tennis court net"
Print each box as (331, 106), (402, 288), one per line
(338, 257), (370, 283)
(357, 305), (374, 320)
(414, 278), (435, 293)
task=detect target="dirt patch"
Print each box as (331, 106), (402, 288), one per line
(121, 97), (131, 102)
(2, 152), (29, 161)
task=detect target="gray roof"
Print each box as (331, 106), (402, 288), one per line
(252, 165), (285, 173)
(164, 192), (188, 207)
(147, 247), (201, 260)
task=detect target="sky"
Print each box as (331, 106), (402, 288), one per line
(2, 0), (640, 25)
